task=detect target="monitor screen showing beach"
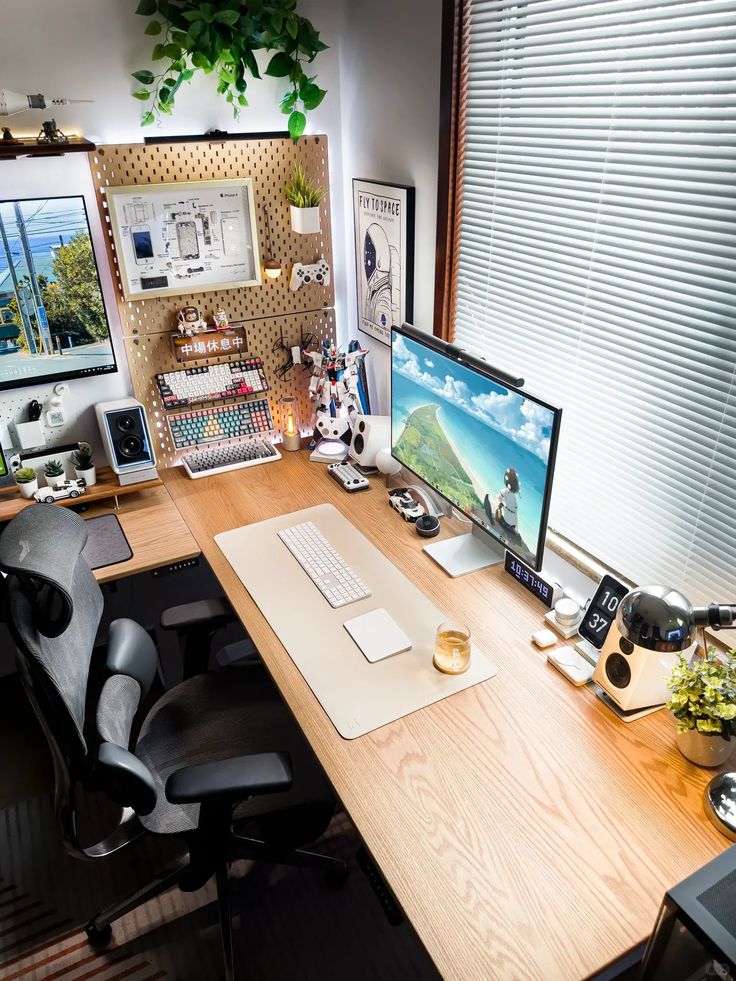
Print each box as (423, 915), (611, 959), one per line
(391, 329), (556, 567)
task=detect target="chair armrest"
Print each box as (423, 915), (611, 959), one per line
(165, 752), (292, 805)
(106, 618), (157, 698)
(96, 742), (157, 816)
(160, 598), (234, 633)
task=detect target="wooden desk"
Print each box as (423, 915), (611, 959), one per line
(83, 484), (200, 584)
(163, 455), (727, 981)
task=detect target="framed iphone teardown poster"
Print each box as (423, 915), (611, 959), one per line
(106, 178), (261, 300)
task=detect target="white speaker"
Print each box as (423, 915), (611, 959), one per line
(349, 415), (390, 467)
(592, 622), (694, 712)
(96, 398), (158, 485)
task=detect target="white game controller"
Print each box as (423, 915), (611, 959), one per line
(290, 258), (331, 292)
(315, 412), (352, 446)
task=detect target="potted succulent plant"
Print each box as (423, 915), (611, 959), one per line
(14, 467), (38, 499)
(71, 443), (96, 487)
(285, 163), (326, 234)
(43, 459), (66, 489)
(666, 647), (736, 767)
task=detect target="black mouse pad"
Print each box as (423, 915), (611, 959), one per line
(82, 514), (133, 570)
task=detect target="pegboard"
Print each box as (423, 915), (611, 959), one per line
(126, 309), (335, 464)
(87, 136), (336, 468)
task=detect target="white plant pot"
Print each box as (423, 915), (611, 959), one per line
(46, 473), (66, 489)
(75, 466), (96, 487)
(16, 479), (38, 499)
(676, 728), (733, 768)
(290, 204), (321, 235)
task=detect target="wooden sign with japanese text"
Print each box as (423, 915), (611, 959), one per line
(171, 326), (248, 363)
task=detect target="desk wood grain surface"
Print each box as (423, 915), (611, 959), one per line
(85, 485), (200, 583)
(162, 454), (728, 981)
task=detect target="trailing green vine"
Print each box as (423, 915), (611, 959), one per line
(131, 0), (328, 140)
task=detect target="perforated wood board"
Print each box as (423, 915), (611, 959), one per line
(87, 136), (335, 467)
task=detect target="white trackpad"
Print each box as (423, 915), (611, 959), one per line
(343, 608), (412, 663)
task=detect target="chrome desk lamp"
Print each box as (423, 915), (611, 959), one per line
(593, 586), (734, 712)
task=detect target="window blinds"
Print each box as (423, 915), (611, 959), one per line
(453, 0), (736, 603)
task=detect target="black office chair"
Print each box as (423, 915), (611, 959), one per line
(0, 504), (346, 980)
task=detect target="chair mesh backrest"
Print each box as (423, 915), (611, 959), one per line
(0, 504), (103, 765)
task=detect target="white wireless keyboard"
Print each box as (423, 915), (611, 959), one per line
(277, 520), (371, 608)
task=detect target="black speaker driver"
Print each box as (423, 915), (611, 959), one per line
(116, 415), (136, 433)
(119, 434), (143, 458)
(353, 434), (365, 455)
(605, 652), (631, 689)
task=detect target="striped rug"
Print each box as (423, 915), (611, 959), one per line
(0, 795), (439, 980)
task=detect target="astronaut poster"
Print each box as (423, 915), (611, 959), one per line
(353, 179), (415, 346)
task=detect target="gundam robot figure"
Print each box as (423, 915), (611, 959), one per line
(303, 340), (369, 451)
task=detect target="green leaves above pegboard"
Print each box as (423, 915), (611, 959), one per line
(132, 0), (328, 140)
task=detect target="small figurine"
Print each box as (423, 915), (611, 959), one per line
(37, 119), (69, 145)
(2, 127), (20, 144)
(176, 305), (207, 337)
(212, 308), (230, 330)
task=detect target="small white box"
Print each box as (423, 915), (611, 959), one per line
(13, 420), (45, 451)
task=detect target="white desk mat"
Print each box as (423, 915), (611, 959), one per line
(215, 504), (497, 739)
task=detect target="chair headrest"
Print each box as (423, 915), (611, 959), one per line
(0, 504), (89, 638)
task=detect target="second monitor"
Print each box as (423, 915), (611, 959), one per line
(391, 323), (561, 575)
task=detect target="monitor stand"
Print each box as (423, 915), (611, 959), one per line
(423, 523), (505, 578)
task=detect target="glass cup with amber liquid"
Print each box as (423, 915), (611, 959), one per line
(433, 620), (471, 675)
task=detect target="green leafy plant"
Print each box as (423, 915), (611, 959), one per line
(43, 459), (64, 478)
(666, 647), (736, 738)
(71, 443), (94, 470)
(285, 163), (326, 208)
(14, 467), (37, 484)
(131, 0), (328, 141)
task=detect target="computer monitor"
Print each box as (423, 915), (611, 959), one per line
(0, 195), (117, 392)
(391, 323), (561, 575)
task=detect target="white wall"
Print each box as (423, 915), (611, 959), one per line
(338, 0), (443, 412)
(0, 0), (348, 452)
(1, 0), (443, 447)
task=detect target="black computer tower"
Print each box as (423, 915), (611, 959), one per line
(640, 843), (736, 980)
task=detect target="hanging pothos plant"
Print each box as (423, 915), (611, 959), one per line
(131, 0), (328, 141)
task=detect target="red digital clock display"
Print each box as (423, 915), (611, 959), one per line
(504, 552), (556, 608)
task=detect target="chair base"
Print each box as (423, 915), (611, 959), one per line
(85, 836), (349, 981)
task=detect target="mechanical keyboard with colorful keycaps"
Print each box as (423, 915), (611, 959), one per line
(167, 399), (274, 450)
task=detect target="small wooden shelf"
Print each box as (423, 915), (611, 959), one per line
(0, 467), (162, 522)
(0, 136), (96, 161)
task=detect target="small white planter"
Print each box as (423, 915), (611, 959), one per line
(45, 473), (67, 489)
(290, 204), (321, 235)
(75, 466), (96, 487)
(676, 728), (733, 768)
(16, 479), (38, 499)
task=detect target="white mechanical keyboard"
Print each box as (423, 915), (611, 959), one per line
(182, 438), (281, 478)
(277, 520), (372, 608)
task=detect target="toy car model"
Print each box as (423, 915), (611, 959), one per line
(34, 478), (86, 504)
(388, 488), (424, 523)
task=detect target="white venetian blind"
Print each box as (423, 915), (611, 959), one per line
(454, 0), (736, 603)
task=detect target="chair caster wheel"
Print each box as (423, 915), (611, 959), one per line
(85, 921), (113, 949)
(324, 863), (349, 889)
